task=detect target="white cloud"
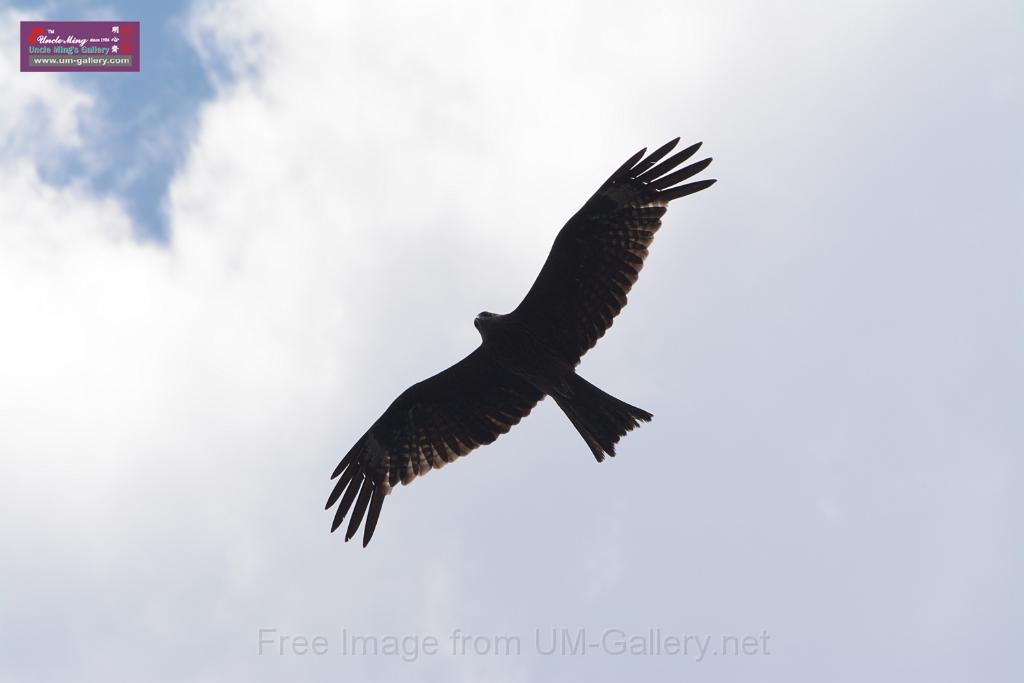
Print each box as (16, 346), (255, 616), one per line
(1, 1), (1020, 681)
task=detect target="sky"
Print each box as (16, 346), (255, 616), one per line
(0, 1), (1021, 681)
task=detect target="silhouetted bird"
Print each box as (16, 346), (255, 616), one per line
(327, 138), (715, 545)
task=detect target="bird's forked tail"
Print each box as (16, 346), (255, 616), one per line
(550, 373), (652, 461)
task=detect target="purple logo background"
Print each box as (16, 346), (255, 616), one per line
(21, 21), (140, 72)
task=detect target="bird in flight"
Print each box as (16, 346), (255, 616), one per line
(327, 138), (715, 546)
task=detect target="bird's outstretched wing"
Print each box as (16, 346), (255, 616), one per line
(510, 139), (715, 367)
(326, 347), (543, 546)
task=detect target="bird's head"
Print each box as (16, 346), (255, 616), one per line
(474, 311), (497, 333)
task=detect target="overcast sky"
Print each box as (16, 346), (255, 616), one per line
(1, 1), (1021, 681)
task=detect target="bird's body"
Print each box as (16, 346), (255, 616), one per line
(474, 312), (573, 394)
(327, 138), (716, 546)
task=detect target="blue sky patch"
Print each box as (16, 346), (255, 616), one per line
(29, 0), (215, 240)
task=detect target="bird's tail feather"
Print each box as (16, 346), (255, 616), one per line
(551, 374), (652, 462)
